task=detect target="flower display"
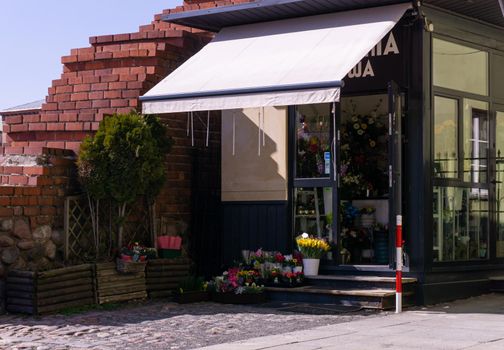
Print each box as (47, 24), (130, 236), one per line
(340, 99), (388, 198)
(296, 234), (331, 259)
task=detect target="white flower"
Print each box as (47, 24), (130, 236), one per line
(302, 232), (309, 238)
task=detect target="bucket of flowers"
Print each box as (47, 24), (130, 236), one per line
(209, 267), (266, 304)
(296, 233), (331, 276)
(116, 242), (151, 274)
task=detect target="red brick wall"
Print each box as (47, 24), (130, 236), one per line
(0, 0), (250, 271)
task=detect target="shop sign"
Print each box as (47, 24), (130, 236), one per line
(343, 26), (406, 92)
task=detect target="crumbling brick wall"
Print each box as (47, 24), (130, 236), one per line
(0, 0), (248, 273)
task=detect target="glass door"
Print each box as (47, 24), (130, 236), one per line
(495, 106), (504, 259)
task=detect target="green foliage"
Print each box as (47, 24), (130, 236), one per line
(177, 276), (206, 293)
(78, 111), (172, 206)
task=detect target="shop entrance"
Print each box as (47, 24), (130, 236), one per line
(292, 83), (402, 266)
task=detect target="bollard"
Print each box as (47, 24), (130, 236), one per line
(395, 215), (403, 313)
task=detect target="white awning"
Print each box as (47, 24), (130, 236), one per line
(141, 3), (410, 114)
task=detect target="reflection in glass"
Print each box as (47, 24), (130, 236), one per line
(433, 38), (488, 96)
(295, 104), (331, 178)
(433, 187), (489, 262)
(496, 111), (504, 258)
(434, 96), (458, 178)
(463, 100), (489, 183)
(294, 187), (334, 245)
(493, 54), (504, 100)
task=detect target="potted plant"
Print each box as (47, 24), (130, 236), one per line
(116, 242), (149, 274)
(210, 267), (266, 304)
(296, 233), (331, 276)
(173, 276), (209, 303)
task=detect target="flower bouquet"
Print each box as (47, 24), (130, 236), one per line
(296, 233), (331, 276)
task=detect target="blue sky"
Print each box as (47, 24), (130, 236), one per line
(0, 0), (180, 111)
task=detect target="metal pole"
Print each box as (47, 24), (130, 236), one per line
(396, 214), (403, 313)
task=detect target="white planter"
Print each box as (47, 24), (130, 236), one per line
(302, 258), (320, 276)
(293, 266), (303, 274)
(360, 213), (376, 228)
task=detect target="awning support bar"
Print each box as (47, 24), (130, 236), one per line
(140, 80), (344, 102)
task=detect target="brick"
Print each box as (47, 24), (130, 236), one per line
(59, 102), (76, 110)
(0, 187), (14, 195)
(110, 99), (129, 108)
(119, 74), (137, 82)
(36, 176), (53, 186)
(0, 196), (10, 206)
(91, 82), (108, 91)
(4, 115), (22, 124)
(11, 197), (30, 206)
(101, 74), (119, 83)
(47, 123), (65, 131)
(59, 113), (78, 122)
(41, 113), (60, 122)
(92, 100), (110, 108)
(89, 91), (104, 100)
(122, 90), (140, 98)
(23, 207), (40, 216)
(23, 167), (47, 176)
(83, 75), (100, 84)
(61, 55), (78, 64)
(0, 208), (14, 217)
(76, 101), (92, 109)
(74, 84), (91, 92)
(70, 92), (89, 101)
(113, 33), (131, 42)
(65, 122), (84, 131)
(11, 124), (28, 132)
(23, 114), (40, 123)
(95, 52), (113, 60)
(46, 141), (65, 149)
(28, 123), (47, 131)
(43, 103), (58, 111)
(23, 187), (41, 196)
(68, 76), (83, 85)
(104, 90), (122, 99)
(41, 206), (56, 215)
(78, 113), (95, 121)
(41, 188), (57, 196)
(108, 82), (127, 90)
(55, 85), (73, 94)
(9, 175), (28, 186)
(96, 34), (114, 43)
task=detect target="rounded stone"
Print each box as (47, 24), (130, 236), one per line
(27, 244), (46, 262)
(33, 225), (52, 243)
(0, 235), (15, 248)
(17, 240), (35, 250)
(45, 240), (57, 260)
(10, 256), (27, 270)
(0, 219), (13, 232)
(1, 247), (20, 265)
(12, 219), (31, 240)
(51, 229), (64, 246)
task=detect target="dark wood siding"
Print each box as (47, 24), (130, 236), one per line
(221, 201), (290, 266)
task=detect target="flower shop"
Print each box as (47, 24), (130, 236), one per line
(139, 0), (504, 305)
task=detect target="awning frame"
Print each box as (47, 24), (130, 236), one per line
(140, 80), (343, 103)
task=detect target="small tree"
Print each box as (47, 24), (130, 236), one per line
(78, 112), (172, 253)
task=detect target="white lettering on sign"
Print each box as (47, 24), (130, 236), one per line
(347, 32), (400, 80)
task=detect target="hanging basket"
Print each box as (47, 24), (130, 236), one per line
(116, 258), (147, 274)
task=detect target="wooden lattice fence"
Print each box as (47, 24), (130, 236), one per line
(64, 195), (153, 262)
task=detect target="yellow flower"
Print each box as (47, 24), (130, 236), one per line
(361, 123), (368, 130)
(353, 123), (360, 130)
(369, 140), (376, 148)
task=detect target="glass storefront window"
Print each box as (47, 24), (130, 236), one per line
(493, 54), (504, 101)
(434, 96), (458, 178)
(295, 104), (331, 178)
(463, 100), (489, 183)
(293, 187), (334, 244)
(433, 186), (489, 262)
(496, 111), (504, 258)
(433, 38), (488, 96)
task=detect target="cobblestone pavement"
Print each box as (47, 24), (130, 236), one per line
(0, 301), (382, 350)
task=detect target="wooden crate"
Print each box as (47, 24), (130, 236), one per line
(6, 264), (95, 315)
(146, 258), (191, 298)
(95, 262), (147, 304)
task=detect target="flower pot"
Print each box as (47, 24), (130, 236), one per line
(360, 213), (376, 228)
(302, 258), (320, 276)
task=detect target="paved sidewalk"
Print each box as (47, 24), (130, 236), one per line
(198, 293), (504, 350)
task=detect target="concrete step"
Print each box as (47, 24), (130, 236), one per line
(307, 275), (417, 292)
(489, 277), (504, 292)
(265, 285), (414, 310)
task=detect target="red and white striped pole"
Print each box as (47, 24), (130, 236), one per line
(395, 215), (403, 313)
